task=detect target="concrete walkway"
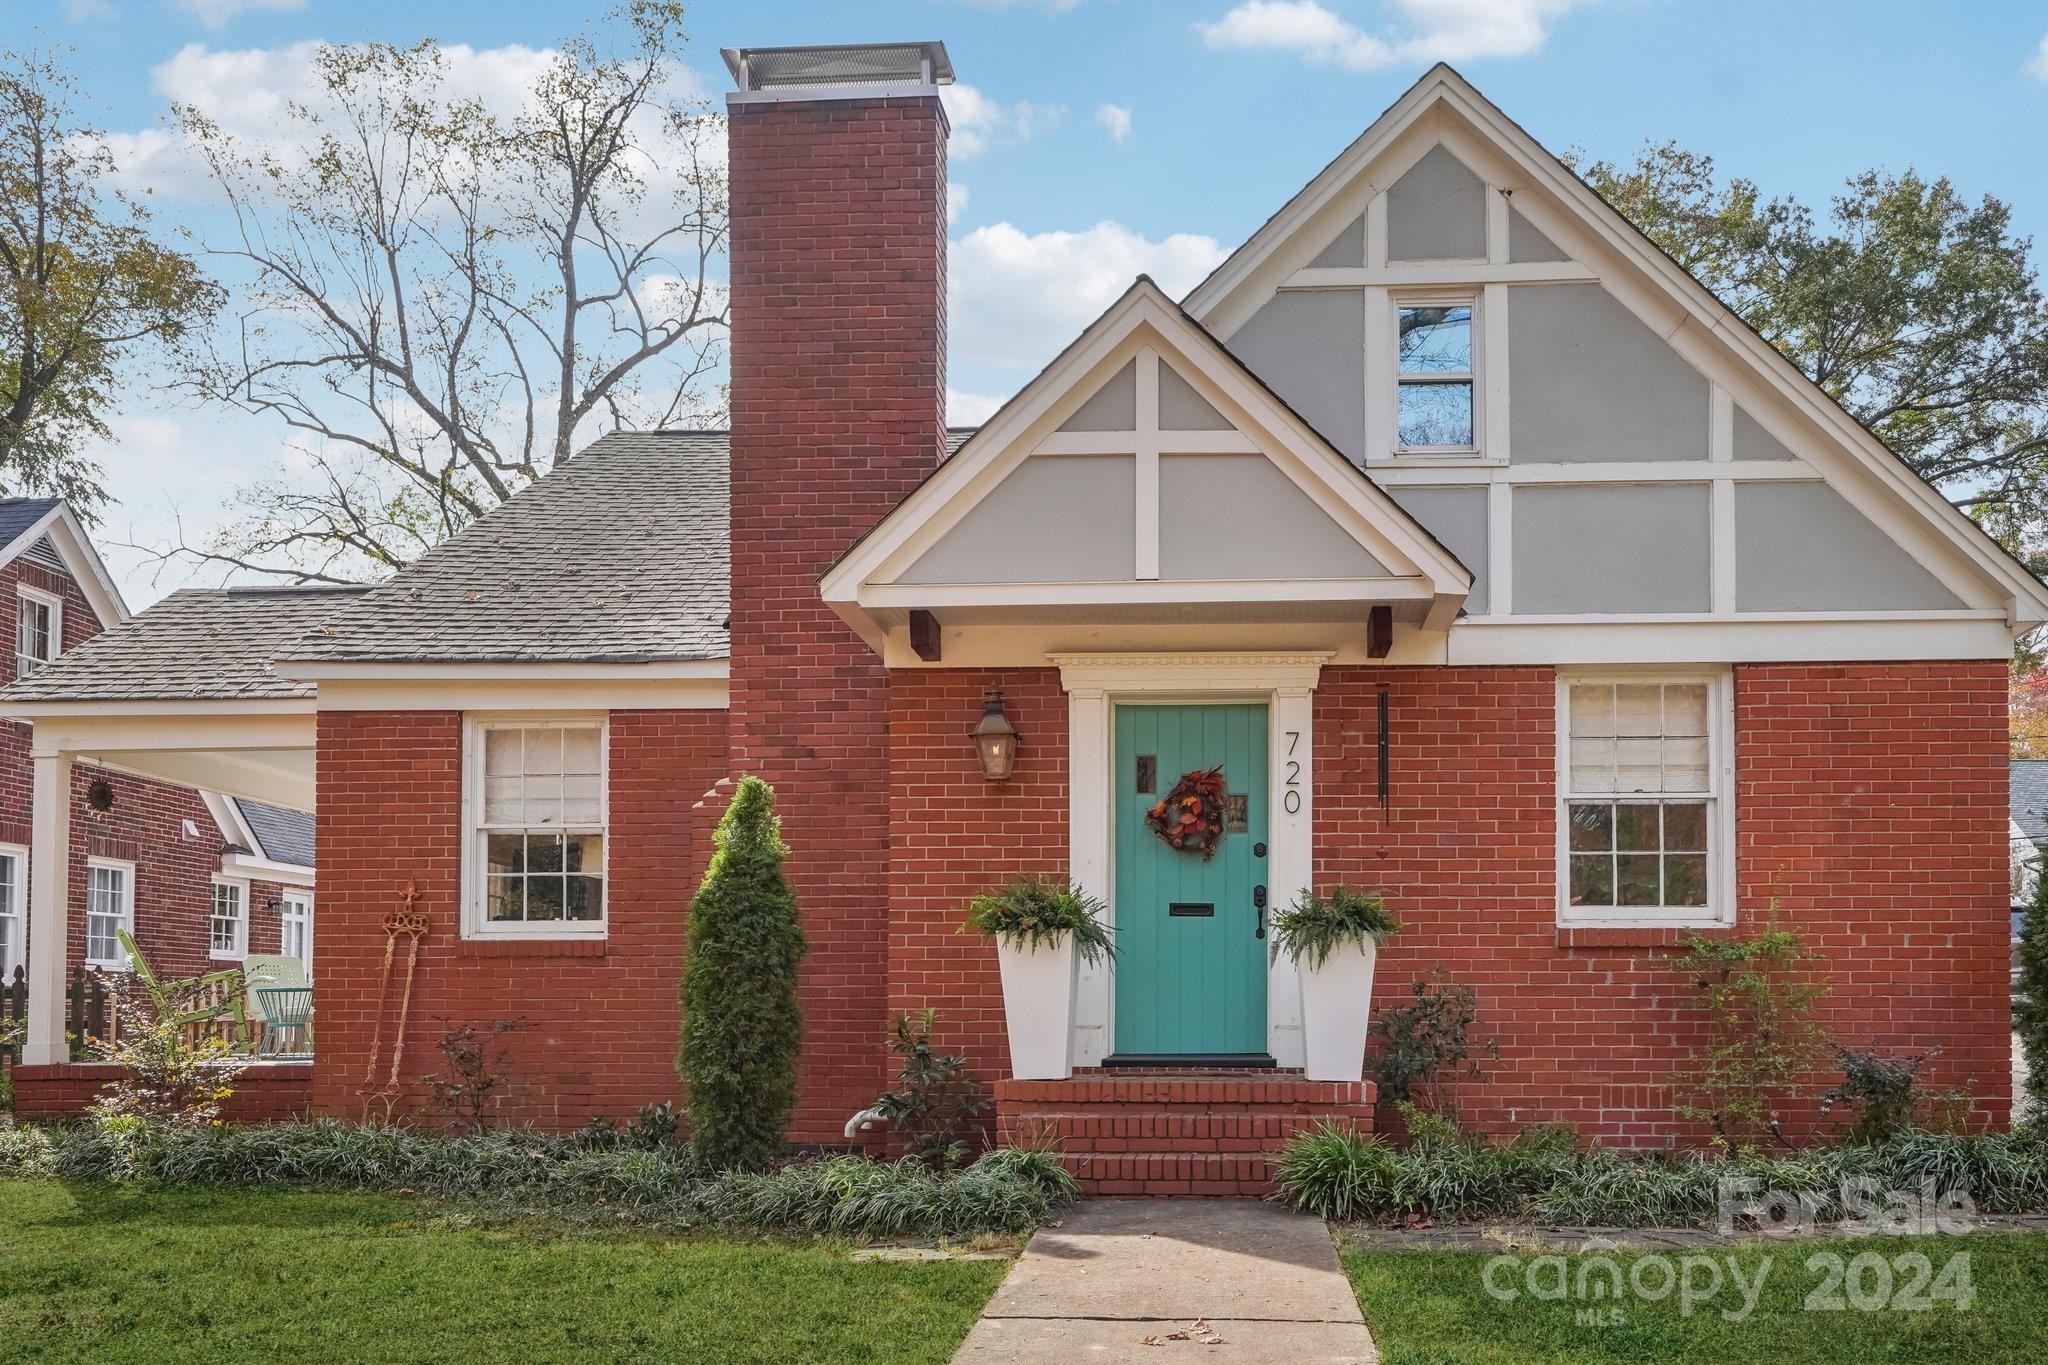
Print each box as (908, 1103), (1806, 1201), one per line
(954, 1199), (1376, 1363)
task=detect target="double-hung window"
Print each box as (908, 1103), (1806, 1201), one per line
(0, 846), (23, 979)
(467, 719), (607, 938)
(15, 586), (59, 678)
(85, 858), (134, 969)
(210, 878), (248, 959)
(1395, 298), (1477, 453)
(1560, 675), (1731, 927)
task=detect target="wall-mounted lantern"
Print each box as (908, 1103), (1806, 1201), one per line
(972, 693), (1020, 781)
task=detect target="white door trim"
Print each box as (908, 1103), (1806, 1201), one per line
(1052, 652), (1331, 1068)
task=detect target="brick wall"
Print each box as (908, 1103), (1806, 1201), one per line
(1314, 661), (2011, 1145)
(726, 93), (950, 1142)
(0, 555), (245, 987)
(888, 669), (1069, 1082)
(308, 708), (726, 1128)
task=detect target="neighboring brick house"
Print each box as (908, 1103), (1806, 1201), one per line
(0, 499), (316, 1016)
(4, 48), (2040, 1188)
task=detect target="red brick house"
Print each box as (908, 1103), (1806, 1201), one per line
(0, 499), (315, 1045)
(5, 48), (2039, 1188)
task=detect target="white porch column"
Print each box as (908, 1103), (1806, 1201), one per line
(1266, 686), (1315, 1068)
(1067, 686), (1111, 1067)
(24, 747), (73, 1065)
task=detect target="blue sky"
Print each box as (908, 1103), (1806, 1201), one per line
(32, 0), (2048, 604)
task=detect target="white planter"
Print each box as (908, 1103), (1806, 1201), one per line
(995, 938), (1078, 1080)
(1297, 938), (1379, 1082)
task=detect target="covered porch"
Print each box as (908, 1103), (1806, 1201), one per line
(0, 585), (338, 1076)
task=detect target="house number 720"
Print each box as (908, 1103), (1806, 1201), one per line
(1282, 730), (1302, 814)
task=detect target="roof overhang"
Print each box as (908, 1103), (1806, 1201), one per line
(11, 701), (315, 810)
(822, 279), (1471, 661)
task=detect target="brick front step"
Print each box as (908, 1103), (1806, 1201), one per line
(994, 1070), (1374, 1197)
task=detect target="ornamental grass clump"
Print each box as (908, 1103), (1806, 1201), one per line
(678, 776), (807, 1172)
(1269, 886), (1399, 968)
(962, 875), (1114, 964)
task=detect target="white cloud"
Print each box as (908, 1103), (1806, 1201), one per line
(176, 0), (307, 30)
(1197, 0), (1590, 70)
(941, 83), (1064, 159)
(2030, 32), (2048, 81)
(1095, 102), (1133, 143)
(950, 221), (1227, 372)
(946, 389), (1008, 425)
(947, 182), (970, 226)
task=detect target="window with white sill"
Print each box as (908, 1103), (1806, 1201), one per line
(1560, 676), (1732, 927)
(466, 719), (607, 938)
(15, 586), (59, 678)
(1395, 299), (1478, 454)
(85, 859), (134, 968)
(0, 846), (23, 979)
(210, 879), (248, 959)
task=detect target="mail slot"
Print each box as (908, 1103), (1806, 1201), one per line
(1168, 902), (1215, 918)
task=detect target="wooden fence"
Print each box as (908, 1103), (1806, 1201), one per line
(0, 965), (129, 1069)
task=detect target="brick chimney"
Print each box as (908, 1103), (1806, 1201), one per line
(722, 42), (952, 1141)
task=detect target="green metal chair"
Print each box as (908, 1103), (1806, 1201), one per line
(254, 986), (314, 1060)
(243, 955), (311, 1056)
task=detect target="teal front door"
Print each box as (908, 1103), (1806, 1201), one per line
(1113, 703), (1269, 1057)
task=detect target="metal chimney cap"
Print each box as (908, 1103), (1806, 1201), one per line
(722, 41), (954, 94)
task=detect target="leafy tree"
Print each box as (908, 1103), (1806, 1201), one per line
(1572, 141), (2048, 568)
(2013, 668), (2048, 758)
(162, 1), (726, 580)
(2015, 849), (2048, 1123)
(0, 50), (219, 512)
(678, 776), (806, 1171)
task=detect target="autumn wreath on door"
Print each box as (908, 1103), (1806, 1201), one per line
(1147, 765), (1228, 861)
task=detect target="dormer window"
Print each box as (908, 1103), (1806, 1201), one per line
(1395, 298), (1477, 453)
(14, 586), (60, 678)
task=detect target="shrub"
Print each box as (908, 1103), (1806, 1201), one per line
(1670, 927), (1829, 1150)
(1367, 968), (1497, 1117)
(0, 1118), (1073, 1237)
(421, 1019), (523, 1134)
(678, 776), (808, 1172)
(2015, 859), (2048, 1119)
(962, 875), (1113, 964)
(875, 1009), (989, 1169)
(1821, 1045), (1968, 1144)
(1269, 886), (1398, 969)
(1272, 1123), (1403, 1222)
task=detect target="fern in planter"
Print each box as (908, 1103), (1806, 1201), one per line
(1270, 886), (1399, 968)
(962, 876), (1114, 964)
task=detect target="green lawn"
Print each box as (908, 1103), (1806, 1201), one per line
(0, 1182), (1008, 1364)
(1345, 1231), (2048, 1364)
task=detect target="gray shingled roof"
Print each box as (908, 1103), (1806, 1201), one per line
(234, 797), (314, 867)
(0, 584), (368, 703)
(2014, 760), (2048, 847)
(278, 431), (732, 664)
(0, 498), (61, 555)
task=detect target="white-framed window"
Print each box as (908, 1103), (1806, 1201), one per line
(85, 858), (135, 969)
(280, 890), (313, 973)
(1558, 673), (1734, 928)
(1394, 296), (1479, 454)
(0, 844), (24, 980)
(15, 585), (60, 678)
(463, 717), (607, 939)
(209, 877), (248, 959)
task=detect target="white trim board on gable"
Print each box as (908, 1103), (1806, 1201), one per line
(1180, 63), (2048, 636)
(0, 504), (128, 630)
(820, 279), (1473, 661)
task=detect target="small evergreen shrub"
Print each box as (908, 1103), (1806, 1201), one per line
(1269, 886), (1398, 969)
(678, 776), (807, 1171)
(962, 875), (1114, 963)
(1368, 968), (1498, 1116)
(2015, 860), (2048, 1120)
(875, 1009), (989, 1168)
(1821, 1045), (1967, 1144)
